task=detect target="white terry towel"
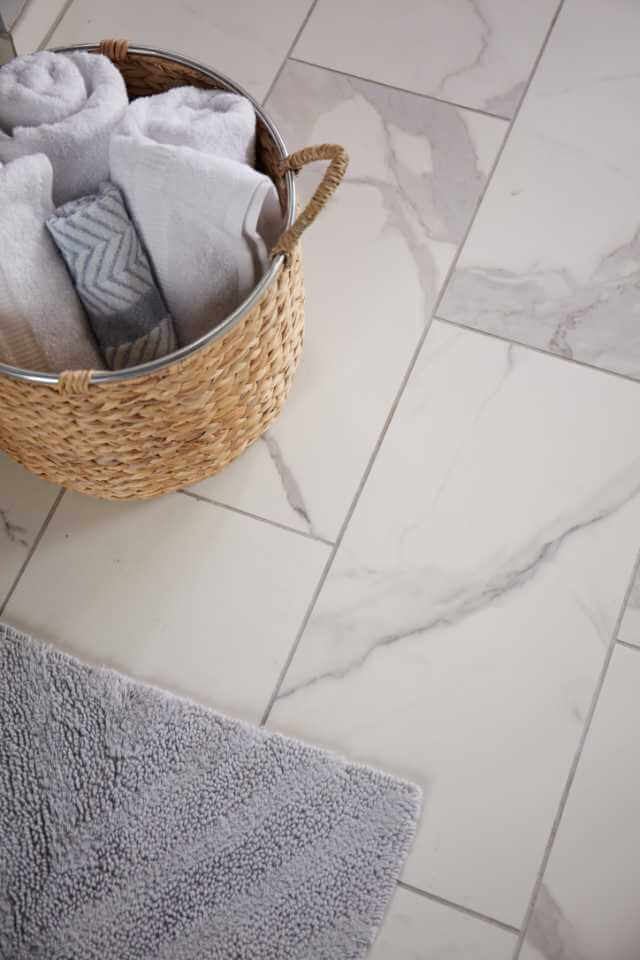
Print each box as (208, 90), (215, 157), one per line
(0, 51), (128, 205)
(122, 85), (257, 164)
(0, 155), (103, 372)
(110, 87), (283, 347)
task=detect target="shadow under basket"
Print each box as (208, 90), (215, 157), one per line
(0, 39), (348, 500)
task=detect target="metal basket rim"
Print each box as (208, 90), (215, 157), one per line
(0, 41), (296, 386)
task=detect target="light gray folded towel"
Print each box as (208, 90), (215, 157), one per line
(47, 182), (178, 370)
(0, 154), (103, 373)
(110, 86), (283, 347)
(0, 51), (128, 205)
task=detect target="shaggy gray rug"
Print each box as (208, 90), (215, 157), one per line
(0, 624), (421, 960)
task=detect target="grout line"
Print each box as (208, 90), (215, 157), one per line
(616, 638), (640, 652)
(514, 539), (640, 958)
(38, 0), (76, 50)
(261, 1), (566, 731)
(260, 308), (434, 729)
(397, 881), (520, 937)
(0, 489), (65, 618)
(261, 0), (319, 107)
(434, 315), (640, 386)
(179, 489), (334, 547)
(288, 56), (510, 122)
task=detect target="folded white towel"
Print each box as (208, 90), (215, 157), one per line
(0, 51), (128, 205)
(110, 91), (283, 347)
(119, 85), (257, 164)
(0, 155), (103, 372)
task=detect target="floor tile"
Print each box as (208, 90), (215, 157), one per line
(13, 0), (65, 53)
(439, 0), (640, 379)
(294, 0), (558, 117)
(0, 453), (59, 607)
(520, 644), (640, 960)
(3, 491), (328, 723)
(0, 31), (13, 63)
(372, 887), (516, 959)
(617, 570), (640, 648)
(49, 0), (313, 100)
(194, 60), (506, 540)
(268, 321), (640, 926)
(0, 0), (28, 33)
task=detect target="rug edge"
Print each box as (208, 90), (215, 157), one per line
(0, 621), (423, 802)
(1, 620), (424, 959)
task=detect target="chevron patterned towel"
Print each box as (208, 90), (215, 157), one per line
(47, 182), (178, 370)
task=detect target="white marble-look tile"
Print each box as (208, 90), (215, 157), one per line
(294, 0), (558, 117)
(12, 0), (66, 53)
(520, 644), (640, 960)
(49, 0), (313, 100)
(440, 0), (640, 379)
(268, 321), (640, 926)
(617, 569), (640, 648)
(372, 887), (516, 959)
(0, 0), (28, 32)
(194, 61), (506, 540)
(0, 453), (59, 606)
(4, 491), (328, 723)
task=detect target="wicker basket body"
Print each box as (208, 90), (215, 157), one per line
(0, 41), (347, 500)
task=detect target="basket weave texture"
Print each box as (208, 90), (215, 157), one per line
(0, 40), (347, 500)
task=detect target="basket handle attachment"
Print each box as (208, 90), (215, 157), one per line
(271, 144), (349, 262)
(57, 370), (94, 394)
(99, 39), (129, 61)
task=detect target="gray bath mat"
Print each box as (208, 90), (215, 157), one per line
(0, 624), (421, 960)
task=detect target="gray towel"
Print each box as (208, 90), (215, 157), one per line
(46, 182), (178, 370)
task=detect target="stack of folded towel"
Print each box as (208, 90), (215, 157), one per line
(111, 86), (281, 347)
(0, 50), (284, 374)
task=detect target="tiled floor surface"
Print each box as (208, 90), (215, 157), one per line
(2, 0), (640, 956)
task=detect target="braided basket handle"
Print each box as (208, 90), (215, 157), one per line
(271, 144), (349, 260)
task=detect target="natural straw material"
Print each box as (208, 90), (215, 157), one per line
(272, 144), (348, 260)
(0, 41), (348, 500)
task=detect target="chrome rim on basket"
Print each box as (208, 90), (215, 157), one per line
(0, 43), (297, 387)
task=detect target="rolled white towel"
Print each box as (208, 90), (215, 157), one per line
(0, 51), (128, 205)
(120, 85), (257, 164)
(0, 155), (104, 373)
(110, 88), (284, 348)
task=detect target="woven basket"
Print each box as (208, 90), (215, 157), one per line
(0, 39), (348, 500)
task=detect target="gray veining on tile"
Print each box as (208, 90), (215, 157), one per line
(194, 61), (506, 540)
(294, 0), (559, 117)
(268, 321), (640, 925)
(0, 507), (28, 548)
(439, 0), (640, 379)
(261, 432), (314, 535)
(3, 0), (640, 955)
(278, 452), (640, 704)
